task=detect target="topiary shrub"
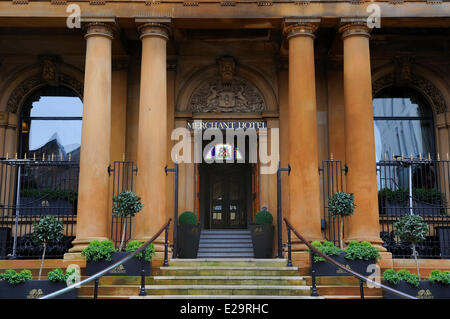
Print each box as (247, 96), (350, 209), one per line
(112, 190), (144, 251)
(328, 191), (355, 249)
(254, 210), (273, 225)
(47, 268), (76, 284)
(179, 211), (197, 225)
(394, 214), (428, 278)
(33, 216), (64, 280)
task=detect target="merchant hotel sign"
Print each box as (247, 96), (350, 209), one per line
(187, 120), (267, 130)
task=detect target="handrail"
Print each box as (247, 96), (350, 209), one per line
(283, 218), (417, 300)
(40, 218), (172, 299)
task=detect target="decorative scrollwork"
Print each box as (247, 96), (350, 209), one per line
(189, 76), (266, 113)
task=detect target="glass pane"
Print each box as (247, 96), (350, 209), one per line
(373, 87), (432, 118)
(30, 96), (83, 117)
(28, 120), (82, 156)
(374, 119), (434, 161)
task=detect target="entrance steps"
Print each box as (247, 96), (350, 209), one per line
(303, 276), (383, 299)
(197, 230), (254, 258)
(132, 258), (323, 299)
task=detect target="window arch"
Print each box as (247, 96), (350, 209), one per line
(19, 86), (83, 160)
(373, 86), (435, 162)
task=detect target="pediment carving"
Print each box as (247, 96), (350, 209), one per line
(188, 76), (266, 113)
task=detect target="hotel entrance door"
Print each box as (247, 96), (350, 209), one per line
(199, 164), (252, 229)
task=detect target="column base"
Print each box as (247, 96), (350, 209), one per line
(68, 237), (110, 254)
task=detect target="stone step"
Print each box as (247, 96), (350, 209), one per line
(150, 276), (306, 286)
(316, 285), (383, 296)
(198, 245), (253, 249)
(201, 230), (251, 234)
(145, 285), (311, 296)
(198, 248), (254, 253)
(169, 258), (287, 267)
(323, 295), (383, 299)
(159, 266), (299, 277)
(131, 295), (324, 299)
(304, 276), (363, 286)
(199, 239), (253, 244)
(79, 285), (140, 296)
(196, 254), (255, 258)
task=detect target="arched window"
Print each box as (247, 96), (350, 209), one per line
(19, 86), (82, 160)
(373, 86), (435, 162)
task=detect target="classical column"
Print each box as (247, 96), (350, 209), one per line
(339, 20), (383, 246)
(134, 22), (170, 253)
(283, 20), (322, 248)
(69, 22), (114, 254)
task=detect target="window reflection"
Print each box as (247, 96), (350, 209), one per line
(373, 87), (434, 161)
(20, 92), (83, 160)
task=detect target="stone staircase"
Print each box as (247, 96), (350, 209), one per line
(132, 258), (321, 299)
(303, 276), (383, 299)
(197, 230), (254, 258)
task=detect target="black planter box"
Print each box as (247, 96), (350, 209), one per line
(177, 224), (201, 258)
(85, 252), (151, 276)
(0, 280), (77, 299)
(383, 281), (450, 299)
(311, 252), (376, 277)
(250, 224), (274, 258)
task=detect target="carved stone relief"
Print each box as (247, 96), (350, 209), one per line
(188, 76), (266, 113)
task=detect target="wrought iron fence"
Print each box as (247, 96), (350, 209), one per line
(319, 160), (348, 247)
(377, 158), (450, 258)
(109, 161), (137, 250)
(0, 158), (79, 259)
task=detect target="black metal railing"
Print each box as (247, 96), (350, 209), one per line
(319, 160), (348, 247)
(377, 158), (450, 258)
(109, 161), (138, 250)
(283, 218), (416, 299)
(0, 158), (79, 259)
(40, 218), (172, 299)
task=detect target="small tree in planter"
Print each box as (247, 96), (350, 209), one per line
(250, 209), (274, 258)
(112, 190), (144, 251)
(394, 214), (429, 278)
(33, 216), (64, 280)
(177, 211), (201, 258)
(328, 191), (355, 249)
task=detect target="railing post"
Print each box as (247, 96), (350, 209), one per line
(310, 252), (319, 296)
(163, 222), (169, 267)
(139, 256), (147, 296)
(165, 164), (179, 259)
(93, 278), (99, 299)
(277, 162), (291, 258)
(286, 223), (293, 267)
(360, 280), (365, 299)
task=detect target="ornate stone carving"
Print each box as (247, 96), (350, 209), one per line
(83, 22), (116, 39)
(283, 20), (319, 40)
(393, 56), (414, 84)
(218, 57), (236, 82)
(339, 20), (371, 39)
(372, 73), (447, 114)
(189, 76), (265, 113)
(42, 58), (58, 82)
(138, 22), (171, 40)
(6, 73), (83, 113)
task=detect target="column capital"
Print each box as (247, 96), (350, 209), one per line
(136, 19), (172, 41)
(82, 21), (117, 40)
(339, 19), (371, 40)
(283, 18), (320, 40)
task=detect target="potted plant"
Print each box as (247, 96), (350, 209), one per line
(82, 240), (154, 276)
(249, 209), (274, 258)
(378, 188), (409, 215)
(413, 188), (445, 215)
(177, 211), (201, 258)
(310, 241), (379, 277)
(383, 269), (450, 299)
(33, 216), (64, 280)
(0, 268), (77, 299)
(394, 214), (429, 277)
(112, 190), (144, 252)
(328, 191), (355, 249)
